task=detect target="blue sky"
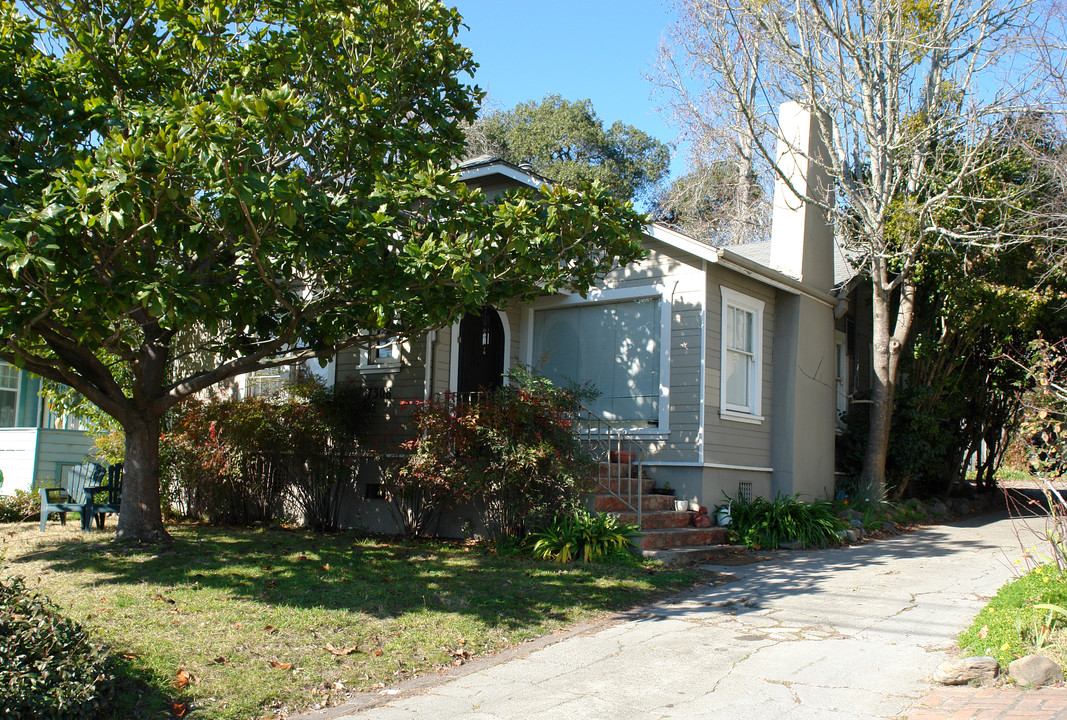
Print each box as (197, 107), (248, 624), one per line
(452, 1), (687, 177)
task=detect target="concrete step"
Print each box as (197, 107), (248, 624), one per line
(591, 493), (677, 513)
(616, 510), (693, 530)
(636, 526), (731, 551)
(641, 544), (749, 566)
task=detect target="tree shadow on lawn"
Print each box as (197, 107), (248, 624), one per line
(5, 524), (674, 631)
(107, 654), (183, 720)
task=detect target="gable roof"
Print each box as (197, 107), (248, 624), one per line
(455, 155), (552, 189)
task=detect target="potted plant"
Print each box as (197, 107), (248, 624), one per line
(650, 481), (675, 496)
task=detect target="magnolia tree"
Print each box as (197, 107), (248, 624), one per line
(0, 0), (645, 540)
(657, 0), (1048, 498)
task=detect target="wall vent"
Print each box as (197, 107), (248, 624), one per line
(738, 481), (753, 502)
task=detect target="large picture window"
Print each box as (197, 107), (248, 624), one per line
(720, 288), (764, 421)
(532, 296), (661, 429)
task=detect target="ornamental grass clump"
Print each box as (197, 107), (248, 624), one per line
(0, 576), (114, 719)
(724, 492), (844, 550)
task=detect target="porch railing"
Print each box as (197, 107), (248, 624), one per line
(571, 406), (645, 528)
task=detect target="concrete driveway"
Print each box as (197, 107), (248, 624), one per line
(299, 511), (1041, 720)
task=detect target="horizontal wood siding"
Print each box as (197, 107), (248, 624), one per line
(590, 239), (705, 464)
(334, 338), (427, 450)
(33, 429), (94, 488)
(705, 265), (776, 468)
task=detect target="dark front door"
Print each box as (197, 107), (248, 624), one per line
(457, 307), (505, 396)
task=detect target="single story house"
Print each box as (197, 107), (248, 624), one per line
(335, 103), (862, 536)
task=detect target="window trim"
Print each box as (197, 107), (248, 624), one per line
(521, 284), (671, 436)
(0, 361), (21, 428)
(357, 337), (403, 374)
(719, 287), (764, 423)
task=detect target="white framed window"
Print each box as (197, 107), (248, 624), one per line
(720, 287), (764, 423)
(835, 331), (849, 426)
(358, 337), (402, 373)
(243, 366), (292, 398)
(0, 361), (20, 428)
(525, 285), (670, 433)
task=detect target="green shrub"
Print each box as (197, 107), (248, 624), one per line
(161, 380), (372, 530)
(0, 490), (39, 523)
(724, 492), (844, 550)
(400, 368), (596, 538)
(0, 576), (114, 719)
(531, 510), (639, 563)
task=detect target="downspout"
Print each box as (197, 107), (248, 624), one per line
(834, 294), (849, 320)
(423, 330), (437, 401)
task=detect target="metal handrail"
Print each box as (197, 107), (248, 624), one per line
(571, 405), (645, 527)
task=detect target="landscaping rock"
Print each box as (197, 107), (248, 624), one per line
(881, 521), (898, 533)
(931, 501), (949, 516)
(836, 529), (860, 543)
(1009, 654), (1064, 687)
(932, 656), (999, 685)
(849, 518), (865, 528)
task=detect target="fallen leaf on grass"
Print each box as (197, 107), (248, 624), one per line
(321, 563), (330, 571)
(173, 669), (197, 688)
(264, 624), (277, 633)
(234, 622), (243, 630)
(268, 660), (292, 670)
(121, 652), (139, 660)
(211, 656), (230, 665)
(372, 649), (383, 656)
(325, 643), (358, 656)
(172, 702), (188, 717)
(979, 625), (989, 639)
(152, 593), (176, 604)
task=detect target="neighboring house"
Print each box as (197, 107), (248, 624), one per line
(0, 362), (94, 495)
(336, 103), (860, 533)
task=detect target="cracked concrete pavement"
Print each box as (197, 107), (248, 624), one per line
(297, 511), (1037, 720)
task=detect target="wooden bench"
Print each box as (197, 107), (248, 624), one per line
(39, 463), (123, 532)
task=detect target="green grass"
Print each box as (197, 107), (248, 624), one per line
(0, 523), (705, 719)
(959, 563), (1067, 668)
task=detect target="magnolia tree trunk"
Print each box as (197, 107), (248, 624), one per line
(116, 414), (171, 541)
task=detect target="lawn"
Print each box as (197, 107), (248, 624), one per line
(0, 523), (707, 719)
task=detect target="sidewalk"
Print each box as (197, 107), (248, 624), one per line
(906, 685), (1067, 719)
